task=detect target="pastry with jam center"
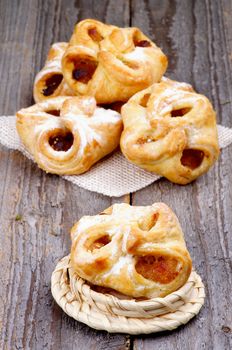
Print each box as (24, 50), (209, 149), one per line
(16, 96), (122, 175)
(62, 19), (168, 104)
(70, 202), (192, 298)
(120, 77), (220, 184)
(33, 42), (75, 103)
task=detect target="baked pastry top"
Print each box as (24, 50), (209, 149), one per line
(16, 96), (122, 175)
(33, 42), (74, 103)
(70, 202), (192, 298)
(62, 19), (168, 104)
(120, 78), (220, 184)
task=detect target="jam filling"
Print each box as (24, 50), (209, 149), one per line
(90, 235), (111, 251)
(181, 149), (204, 170)
(88, 27), (103, 42)
(135, 255), (180, 284)
(49, 132), (74, 152)
(135, 40), (151, 47)
(46, 109), (60, 117)
(171, 107), (191, 117)
(42, 74), (63, 96)
(140, 93), (151, 107)
(72, 59), (98, 84)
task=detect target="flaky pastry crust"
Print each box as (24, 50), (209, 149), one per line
(16, 96), (122, 175)
(62, 19), (168, 104)
(70, 202), (192, 299)
(120, 78), (220, 184)
(33, 42), (75, 103)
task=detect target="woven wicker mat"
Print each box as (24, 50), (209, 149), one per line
(51, 255), (205, 334)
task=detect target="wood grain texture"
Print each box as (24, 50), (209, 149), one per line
(0, 0), (231, 349)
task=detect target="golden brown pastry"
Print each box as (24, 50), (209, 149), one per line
(62, 19), (168, 104)
(120, 78), (220, 184)
(70, 202), (192, 298)
(33, 42), (75, 103)
(16, 96), (122, 175)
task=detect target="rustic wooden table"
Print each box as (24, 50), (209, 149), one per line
(0, 0), (231, 349)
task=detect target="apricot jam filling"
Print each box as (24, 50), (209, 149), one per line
(49, 131), (74, 152)
(135, 40), (151, 47)
(88, 27), (103, 42)
(42, 74), (63, 96)
(89, 235), (111, 251)
(181, 149), (204, 169)
(171, 107), (191, 117)
(46, 109), (60, 117)
(135, 255), (180, 284)
(72, 58), (98, 84)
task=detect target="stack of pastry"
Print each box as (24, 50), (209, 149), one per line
(15, 19), (211, 332)
(16, 19), (219, 184)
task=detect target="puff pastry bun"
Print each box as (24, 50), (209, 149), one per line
(71, 202), (192, 298)
(62, 19), (168, 104)
(16, 96), (122, 175)
(120, 78), (220, 184)
(33, 42), (74, 103)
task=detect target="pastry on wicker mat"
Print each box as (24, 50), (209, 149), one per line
(16, 96), (122, 175)
(70, 202), (192, 298)
(33, 42), (74, 103)
(120, 77), (220, 184)
(51, 203), (205, 334)
(62, 19), (168, 104)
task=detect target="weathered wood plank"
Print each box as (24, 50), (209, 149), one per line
(132, 0), (232, 349)
(0, 1), (130, 349)
(1, 0), (232, 349)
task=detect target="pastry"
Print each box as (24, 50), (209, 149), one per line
(120, 78), (220, 184)
(70, 202), (192, 298)
(62, 19), (168, 104)
(33, 42), (75, 103)
(16, 96), (122, 175)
